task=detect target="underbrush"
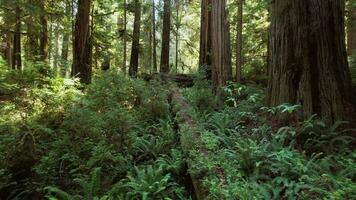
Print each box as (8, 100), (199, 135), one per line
(1, 61), (355, 200)
(183, 81), (356, 200)
(0, 62), (191, 199)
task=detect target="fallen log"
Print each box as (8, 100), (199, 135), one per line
(142, 73), (195, 87)
(169, 87), (227, 200)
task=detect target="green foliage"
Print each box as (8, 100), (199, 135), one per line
(183, 83), (356, 200)
(118, 165), (186, 200)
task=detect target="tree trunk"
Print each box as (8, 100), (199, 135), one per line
(152, 0), (158, 72)
(39, 0), (48, 62)
(175, 0), (180, 73)
(72, 0), (92, 84)
(26, 0), (39, 62)
(160, 0), (171, 73)
(12, 6), (22, 70)
(236, 0), (243, 82)
(199, 0), (212, 78)
(123, 0), (127, 74)
(348, 1), (356, 54)
(61, 2), (71, 76)
(129, 0), (142, 77)
(267, 0), (353, 123)
(225, 11), (232, 81)
(211, 0), (229, 92)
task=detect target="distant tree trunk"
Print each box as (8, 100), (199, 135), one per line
(61, 2), (71, 76)
(12, 6), (22, 70)
(236, 0), (243, 82)
(123, 0), (127, 73)
(348, 1), (356, 54)
(175, 0), (180, 72)
(160, 0), (171, 73)
(267, 0), (352, 123)
(72, 0), (92, 84)
(211, 0), (230, 92)
(225, 12), (232, 81)
(3, 33), (12, 66)
(26, 0), (39, 62)
(129, 0), (142, 77)
(152, 0), (158, 72)
(199, 0), (212, 78)
(53, 25), (60, 68)
(39, 0), (48, 62)
(61, 2), (71, 66)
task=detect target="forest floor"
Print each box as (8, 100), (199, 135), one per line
(0, 66), (355, 199)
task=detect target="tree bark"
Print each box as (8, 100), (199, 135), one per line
(236, 0), (243, 82)
(129, 0), (142, 77)
(211, 0), (230, 92)
(152, 0), (158, 73)
(267, 0), (353, 123)
(12, 6), (22, 70)
(199, 0), (212, 78)
(72, 0), (92, 84)
(160, 0), (171, 73)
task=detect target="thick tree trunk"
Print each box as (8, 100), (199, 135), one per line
(267, 0), (352, 123)
(12, 6), (22, 70)
(129, 0), (142, 77)
(199, 0), (212, 78)
(152, 0), (158, 72)
(72, 0), (92, 84)
(236, 0), (243, 82)
(160, 0), (171, 73)
(211, 0), (230, 92)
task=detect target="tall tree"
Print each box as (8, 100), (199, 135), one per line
(160, 0), (171, 73)
(211, 0), (230, 92)
(175, 0), (180, 72)
(152, 0), (157, 72)
(123, 0), (127, 73)
(72, 0), (92, 84)
(38, 0), (48, 62)
(129, 0), (142, 77)
(267, 0), (352, 123)
(236, 0), (243, 82)
(61, 0), (72, 76)
(12, 6), (22, 70)
(199, 0), (212, 78)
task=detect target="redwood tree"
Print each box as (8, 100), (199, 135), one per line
(267, 0), (352, 123)
(211, 0), (231, 92)
(199, 0), (212, 77)
(72, 0), (92, 84)
(160, 0), (171, 73)
(236, 0), (243, 82)
(129, 0), (142, 77)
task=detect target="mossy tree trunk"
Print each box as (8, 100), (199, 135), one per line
(129, 0), (142, 77)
